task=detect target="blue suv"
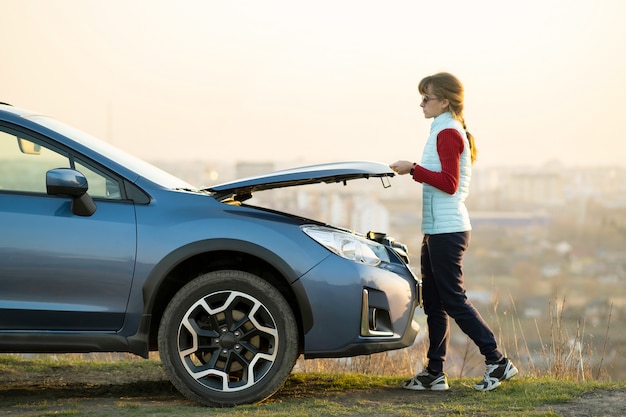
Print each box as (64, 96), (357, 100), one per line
(0, 103), (420, 406)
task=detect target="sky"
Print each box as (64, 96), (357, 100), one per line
(2, 0), (625, 168)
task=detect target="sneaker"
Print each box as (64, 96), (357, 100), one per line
(402, 368), (449, 391)
(473, 358), (518, 391)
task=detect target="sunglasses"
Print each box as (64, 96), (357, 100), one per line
(421, 95), (440, 105)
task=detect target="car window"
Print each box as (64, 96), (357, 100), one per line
(0, 129), (122, 199)
(75, 159), (122, 199)
(0, 129), (71, 193)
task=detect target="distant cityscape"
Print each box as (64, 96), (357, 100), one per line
(154, 159), (626, 379)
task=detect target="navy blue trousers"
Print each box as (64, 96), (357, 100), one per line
(421, 231), (503, 373)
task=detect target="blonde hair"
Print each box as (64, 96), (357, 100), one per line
(418, 72), (477, 164)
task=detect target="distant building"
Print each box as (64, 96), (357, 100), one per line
(470, 211), (550, 228)
(502, 171), (565, 206)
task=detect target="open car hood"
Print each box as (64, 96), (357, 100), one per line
(206, 161), (395, 202)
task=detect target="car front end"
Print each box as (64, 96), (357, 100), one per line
(295, 224), (421, 357)
(206, 164), (423, 359)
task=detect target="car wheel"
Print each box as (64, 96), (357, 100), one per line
(158, 270), (299, 407)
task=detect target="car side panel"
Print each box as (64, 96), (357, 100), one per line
(119, 191), (330, 340)
(128, 193), (328, 288)
(0, 193), (137, 331)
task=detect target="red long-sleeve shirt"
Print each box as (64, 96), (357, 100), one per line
(411, 128), (464, 195)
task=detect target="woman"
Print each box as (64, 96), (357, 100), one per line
(390, 72), (517, 392)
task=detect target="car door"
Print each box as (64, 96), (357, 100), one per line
(0, 126), (137, 331)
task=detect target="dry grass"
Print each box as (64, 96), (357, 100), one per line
(296, 294), (615, 382)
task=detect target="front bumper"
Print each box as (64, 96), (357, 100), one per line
(296, 254), (420, 359)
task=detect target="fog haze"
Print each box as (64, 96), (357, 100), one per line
(2, 0), (625, 168)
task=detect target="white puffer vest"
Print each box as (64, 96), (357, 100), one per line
(420, 112), (472, 234)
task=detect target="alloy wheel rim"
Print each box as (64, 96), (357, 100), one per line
(177, 290), (279, 392)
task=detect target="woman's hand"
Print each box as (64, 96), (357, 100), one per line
(389, 160), (415, 175)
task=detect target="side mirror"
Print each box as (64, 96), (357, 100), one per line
(46, 168), (96, 216)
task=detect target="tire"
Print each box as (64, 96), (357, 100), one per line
(158, 270), (299, 407)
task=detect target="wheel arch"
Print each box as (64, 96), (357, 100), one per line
(142, 239), (311, 352)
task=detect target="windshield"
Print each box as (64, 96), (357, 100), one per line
(27, 115), (197, 190)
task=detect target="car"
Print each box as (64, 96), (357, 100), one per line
(0, 102), (421, 406)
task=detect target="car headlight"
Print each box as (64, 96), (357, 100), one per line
(302, 225), (390, 266)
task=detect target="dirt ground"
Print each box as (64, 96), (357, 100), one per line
(1, 363), (625, 416)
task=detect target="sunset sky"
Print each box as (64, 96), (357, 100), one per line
(2, 0), (625, 168)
